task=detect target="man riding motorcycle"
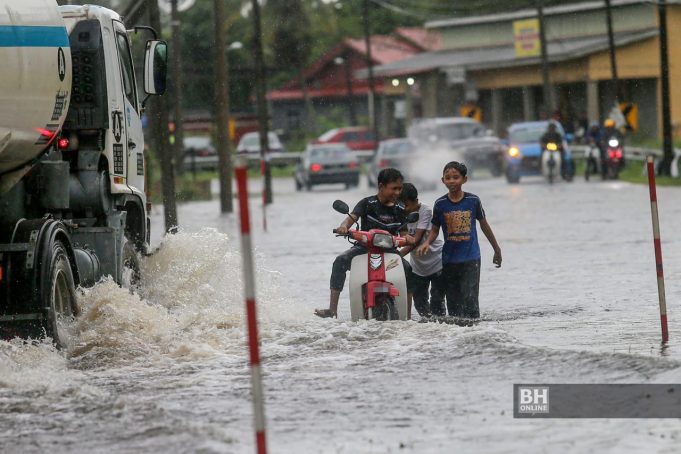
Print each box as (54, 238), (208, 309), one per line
(600, 118), (625, 165)
(539, 122), (568, 179)
(314, 168), (416, 318)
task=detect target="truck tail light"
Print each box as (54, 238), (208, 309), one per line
(57, 137), (70, 150)
(310, 163), (322, 172)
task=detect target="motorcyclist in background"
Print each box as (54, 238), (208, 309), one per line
(585, 122), (605, 178)
(600, 119), (625, 168)
(539, 122), (566, 177)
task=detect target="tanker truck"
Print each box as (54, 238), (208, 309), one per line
(0, 0), (167, 346)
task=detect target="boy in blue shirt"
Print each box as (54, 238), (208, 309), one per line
(416, 161), (502, 318)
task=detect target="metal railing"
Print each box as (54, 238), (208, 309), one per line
(571, 145), (681, 177)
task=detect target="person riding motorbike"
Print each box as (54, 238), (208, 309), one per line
(314, 168), (416, 318)
(539, 122), (566, 177)
(600, 118), (625, 168)
(585, 122), (605, 178)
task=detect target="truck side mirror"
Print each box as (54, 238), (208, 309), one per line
(144, 40), (167, 95)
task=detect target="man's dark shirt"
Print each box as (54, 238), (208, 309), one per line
(540, 131), (563, 149)
(352, 196), (406, 234)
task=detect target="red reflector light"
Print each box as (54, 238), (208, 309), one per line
(348, 161), (358, 169)
(57, 137), (70, 150)
(310, 163), (322, 172)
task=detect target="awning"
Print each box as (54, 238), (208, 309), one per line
(357, 29), (658, 79)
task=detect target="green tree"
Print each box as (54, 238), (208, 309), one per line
(269, 0), (316, 132)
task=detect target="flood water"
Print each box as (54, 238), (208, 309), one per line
(2, 174), (681, 453)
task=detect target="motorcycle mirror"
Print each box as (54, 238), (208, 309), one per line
(332, 200), (350, 215)
(406, 212), (419, 223)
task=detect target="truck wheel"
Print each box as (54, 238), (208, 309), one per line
(120, 237), (141, 290)
(41, 239), (77, 348)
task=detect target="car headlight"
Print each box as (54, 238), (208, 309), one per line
(608, 139), (619, 147)
(372, 233), (394, 249)
(508, 147), (521, 158)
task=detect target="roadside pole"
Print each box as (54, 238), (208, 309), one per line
(646, 156), (669, 344)
(235, 158), (268, 454)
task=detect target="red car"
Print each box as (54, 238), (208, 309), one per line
(314, 126), (377, 151)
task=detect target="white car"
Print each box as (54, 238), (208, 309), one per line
(236, 131), (285, 157)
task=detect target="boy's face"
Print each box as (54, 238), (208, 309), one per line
(442, 168), (467, 192)
(378, 180), (403, 204)
(402, 199), (418, 213)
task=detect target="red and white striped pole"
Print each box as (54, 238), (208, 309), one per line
(235, 159), (268, 453)
(647, 156), (669, 344)
(261, 158), (267, 232)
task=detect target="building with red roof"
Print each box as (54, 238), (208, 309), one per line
(267, 30), (437, 139)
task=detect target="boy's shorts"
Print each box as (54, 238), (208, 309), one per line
(442, 259), (481, 318)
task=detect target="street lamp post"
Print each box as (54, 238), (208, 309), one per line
(335, 56), (357, 126)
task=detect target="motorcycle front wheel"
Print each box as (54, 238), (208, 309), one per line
(369, 294), (399, 321)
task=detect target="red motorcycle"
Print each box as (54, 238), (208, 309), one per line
(605, 136), (624, 179)
(332, 200), (418, 321)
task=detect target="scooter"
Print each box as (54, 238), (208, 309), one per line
(541, 141), (562, 184)
(584, 143), (602, 181)
(332, 200), (418, 321)
(605, 136), (624, 180)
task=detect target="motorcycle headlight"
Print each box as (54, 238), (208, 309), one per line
(508, 147), (521, 158)
(546, 142), (558, 151)
(608, 139), (619, 147)
(372, 233), (394, 249)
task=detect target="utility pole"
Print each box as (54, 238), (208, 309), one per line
(604, 0), (622, 101)
(170, 0), (185, 170)
(657, 0), (673, 176)
(344, 55), (357, 126)
(251, 0), (272, 204)
(146, 0), (178, 231)
(537, 0), (553, 116)
(214, 0), (233, 213)
(362, 0), (379, 146)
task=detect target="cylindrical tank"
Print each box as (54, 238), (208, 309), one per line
(0, 0), (72, 174)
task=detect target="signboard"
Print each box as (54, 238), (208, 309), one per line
(513, 19), (541, 58)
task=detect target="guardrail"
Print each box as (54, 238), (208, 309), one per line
(571, 145), (680, 177)
(183, 149), (376, 171)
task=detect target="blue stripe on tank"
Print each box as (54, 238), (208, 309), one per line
(0, 25), (69, 47)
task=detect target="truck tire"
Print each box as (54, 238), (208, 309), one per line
(120, 236), (141, 291)
(41, 239), (77, 348)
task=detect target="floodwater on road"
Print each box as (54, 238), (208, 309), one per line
(2, 173), (681, 453)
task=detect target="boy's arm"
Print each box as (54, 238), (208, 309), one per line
(415, 225), (439, 256)
(479, 218), (502, 267)
(335, 213), (358, 235)
(399, 227), (427, 256)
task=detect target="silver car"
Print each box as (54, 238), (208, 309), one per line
(294, 144), (360, 191)
(368, 139), (414, 187)
(408, 117), (504, 176)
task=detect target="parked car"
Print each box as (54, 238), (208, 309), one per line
(183, 136), (218, 171)
(504, 120), (575, 184)
(236, 131), (286, 157)
(368, 139), (414, 187)
(314, 126), (376, 152)
(294, 144), (360, 191)
(407, 117), (504, 176)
